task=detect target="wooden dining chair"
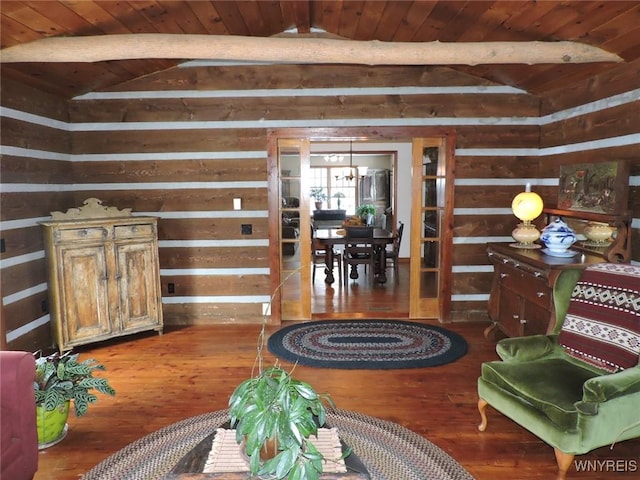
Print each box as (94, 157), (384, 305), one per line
(385, 221), (404, 274)
(311, 227), (342, 284)
(342, 226), (376, 286)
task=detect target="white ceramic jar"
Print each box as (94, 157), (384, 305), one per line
(584, 221), (614, 244)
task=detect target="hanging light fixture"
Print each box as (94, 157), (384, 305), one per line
(343, 141), (368, 181)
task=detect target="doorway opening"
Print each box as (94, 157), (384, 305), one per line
(267, 128), (455, 323)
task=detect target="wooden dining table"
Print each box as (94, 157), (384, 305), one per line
(314, 227), (394, 284)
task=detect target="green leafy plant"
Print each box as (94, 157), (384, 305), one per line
(310, 187), (327, 202)
(228, 270), (348, 480)
(355, 203), (376, 217)
(34, 351), (115, 417)
(229, 366), (336, 479)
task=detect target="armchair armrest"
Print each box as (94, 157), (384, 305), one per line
(496, 335), (560, 362)
(582, 365), (640, 404)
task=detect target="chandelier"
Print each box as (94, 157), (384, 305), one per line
(324, 154), (344, 163)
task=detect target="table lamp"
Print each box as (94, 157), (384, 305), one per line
(511, 183), (544, 248)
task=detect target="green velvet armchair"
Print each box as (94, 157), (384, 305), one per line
(478, 264), (640, 480)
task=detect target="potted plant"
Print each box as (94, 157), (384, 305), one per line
(34, 351), (115, 448)
(356, 203), (376, 226)
(228, 272), (348, 480)
(310, 188), (327, 210)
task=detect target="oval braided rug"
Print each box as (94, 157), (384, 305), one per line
(267, 320), (468, 369)
(82, 408), (475, 480)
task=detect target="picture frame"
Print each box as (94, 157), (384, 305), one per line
(557, 160), (629, 215)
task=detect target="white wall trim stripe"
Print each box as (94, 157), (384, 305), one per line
(141, 210), (269, 219)
(0, 181), (267, 192)
(162, 295), (271, 304)
(453, 236), (514, 244)
(0, 145), (69, 160)
(75, 85), (529, 100)
(452, 265), (494, 273)
(539, 89), (640, 125)
(0, 217), (50, 231)
(72, 151), (266, 161)
(5, 315), (50, 343)
(0, 107), (68, 130)
(0, 251), (45, 269)
(3, 283), (48, 306)
(452, 294), (490, 302)
(159, 240), (269, 247)
(160, 268), (269, 275)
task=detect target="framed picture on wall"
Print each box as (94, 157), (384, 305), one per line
(557, 160), (629, 215)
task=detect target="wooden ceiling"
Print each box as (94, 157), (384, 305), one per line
(1, 1), (639, 99)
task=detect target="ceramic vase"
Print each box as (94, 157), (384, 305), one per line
(540, 217), (577, 254)
(584, 221), (614, 244)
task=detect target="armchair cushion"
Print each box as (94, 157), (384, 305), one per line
(481, 357), (600, 431)
(558, 263), (640, 373)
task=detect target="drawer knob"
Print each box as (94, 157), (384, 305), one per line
(500, 273), (508, 278)
(520, 318), (527, 324)
(536, 292), (545, 298)
(534, 271), (542, 277)
(502, 258), (509, 264)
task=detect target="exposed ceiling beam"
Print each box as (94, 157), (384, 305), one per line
(0, 34), (622, 65)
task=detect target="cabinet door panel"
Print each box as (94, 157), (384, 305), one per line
(522, 301), (551, 336)
(116, 241), (160, 331)
(59, 245), (112, 343)
(498, 287), (523, 338)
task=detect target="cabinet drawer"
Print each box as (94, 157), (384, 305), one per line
(499, 264), (550, 309)
(114, 223), (155, 239)
(56, 227), (107, 243)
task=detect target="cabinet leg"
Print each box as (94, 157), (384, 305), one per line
(483, 322), (499, 340)
(478, 398), (488, 432)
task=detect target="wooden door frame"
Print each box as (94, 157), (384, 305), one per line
(267, 127), (455, 323)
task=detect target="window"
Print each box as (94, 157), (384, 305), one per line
(310, 166), (358, 214)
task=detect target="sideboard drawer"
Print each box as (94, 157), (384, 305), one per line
(114, 223), (155, 239)
(56, 227), (107, 243)
(500, 266), (550, 309)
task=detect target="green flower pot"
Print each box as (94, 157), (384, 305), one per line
(36, 401), (70, 449)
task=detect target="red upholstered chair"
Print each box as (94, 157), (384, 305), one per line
(1, 351), (38, 480)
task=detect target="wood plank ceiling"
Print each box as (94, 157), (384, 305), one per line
(1, 1), (639, 99)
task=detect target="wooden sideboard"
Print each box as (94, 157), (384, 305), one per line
(40, 199), (163, 352)
(485, 243), (604, 339)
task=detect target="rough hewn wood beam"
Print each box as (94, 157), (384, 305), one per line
(0, 34), (622, 65)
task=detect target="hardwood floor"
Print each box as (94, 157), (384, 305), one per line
(312, 259), (410, 318)
(34, 266), (639, 480)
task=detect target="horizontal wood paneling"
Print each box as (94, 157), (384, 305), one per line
(452, 244), (494, 266)
(454, 125), (539, 148)
(160, 274), (270, 297)
(452, 271), (492, 295)
(0, 260), (47, 298)
(0, 192), (76, 222)
(0, 77), (69, 121)
(69, 94), (539, 123)
(67, 191), (269, 216)
(454, 185), (555, 210)
(157, 218), (269, 241)
(162, 303), (264, 324)
(540, 57), (640, 113)
(3, 323), (52, 352)
(0, 117), (69, 152)
(537, 145), (640, 178)
(159, 247), (270, 269)
(71, 129), (268, 154)
(1, 156), (71, 184)
(71, 159), (267, 183)
(540, 101), (640, 148)
(453, 214), (514, 238)
(0, 226), (44, 260)
(455, 156), (540, 179)
(3, 291), (49, 332)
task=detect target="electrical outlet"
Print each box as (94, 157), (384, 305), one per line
(41, 299), (48, 313)
(0, 238), (5, 253)
(241, 224), (252, 235)
(168, 283), (175, 294)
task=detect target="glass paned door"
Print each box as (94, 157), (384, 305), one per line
(409, 138), (453, 319)
(278, 139), (311, 320)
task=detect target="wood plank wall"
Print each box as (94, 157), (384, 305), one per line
(1, 63), (638, 351)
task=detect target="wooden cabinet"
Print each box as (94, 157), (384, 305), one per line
(41, 199), (163, 351)
(485, 243), (604, 339)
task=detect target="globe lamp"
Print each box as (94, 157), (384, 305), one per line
(511, 183), (544, 248)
